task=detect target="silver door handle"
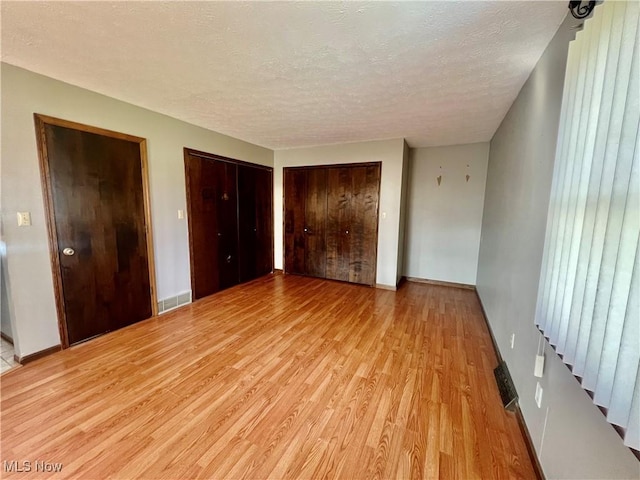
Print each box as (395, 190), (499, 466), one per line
(62, 248), (75, 256)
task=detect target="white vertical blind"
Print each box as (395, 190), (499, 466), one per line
(535, 1), (640, 451)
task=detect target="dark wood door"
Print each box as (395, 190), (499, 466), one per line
(186, 149), (273, 299)
(185, 154), (222, 298)
(215, 162), (239, 290)
(348, 165), (380, 285)
(40, 121), (153, 345)
(185, 154), (239, 298)
(253, 168), (274, 277)
(325, 167), (353, 282)
(284, 163), (380, 286)
(284, 168), (307, 274)
(304, 168), (327, 277)
(238, 165), (273, 282)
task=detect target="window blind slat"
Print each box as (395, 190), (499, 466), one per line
(607, 239), (639, 428)
(623, 367), (640, 451)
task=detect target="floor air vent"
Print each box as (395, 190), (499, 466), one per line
(157, 291), (192, 314)
(494, 361), (518, 411)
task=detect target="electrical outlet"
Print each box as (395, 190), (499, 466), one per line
(510, 333), (515, 349)
(535, 382), (543, 408)
(17, 212), (31, 226)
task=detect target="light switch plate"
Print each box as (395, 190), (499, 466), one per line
(17, 212), (31, 226)
(534, 354), (545, 378)
(178, 209), (184, 219)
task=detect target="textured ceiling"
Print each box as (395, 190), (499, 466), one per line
(1, 1), (567, 149)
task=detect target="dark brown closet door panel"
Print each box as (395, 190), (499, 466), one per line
(238, 164), (257, 282)
(325, 167), (352, 282)
(348, 165), (380, 285)
(284, 168), (307, 274)
(304, 168), (327, 278)
(238, 165), (273, 282)
(254, 167), (274, 277)
(44, 123), (152, 344)
(185, 154), (222, 298)
(216, 162), (239, 290)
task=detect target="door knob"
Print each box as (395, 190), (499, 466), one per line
(304, 228), (308, 232)
(345, 230), (349, 234)
(226, 255), (232, 263)
(62, 248), (75, 256)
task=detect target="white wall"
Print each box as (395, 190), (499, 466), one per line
(476, 15), (639, 479)
(273, 139), (406, 288)
(404, 143), (489, 285)
(1, 63), (273, 357)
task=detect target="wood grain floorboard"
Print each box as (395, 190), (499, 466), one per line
(0, 273), (536, 479)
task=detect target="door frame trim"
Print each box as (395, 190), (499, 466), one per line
(184, 147), (273, 171)
(34, 114), (158, 348)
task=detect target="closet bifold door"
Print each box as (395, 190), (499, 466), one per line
(186, 148), (274, 299)
(326, 167), (352, 282)
(253, 166), (274, 278)
(238, 165), (273, 282)
(185, 153), (222, 299)
(304, 168), (327, 278)
(214, 161), (239, 291)
(185, 154), (239, 298)
(349, 164), (380, 285)
(284, 162), (380, 286)
(284, 168), (307, 274)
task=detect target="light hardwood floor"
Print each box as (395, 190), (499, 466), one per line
(1, 274), (536, 479)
